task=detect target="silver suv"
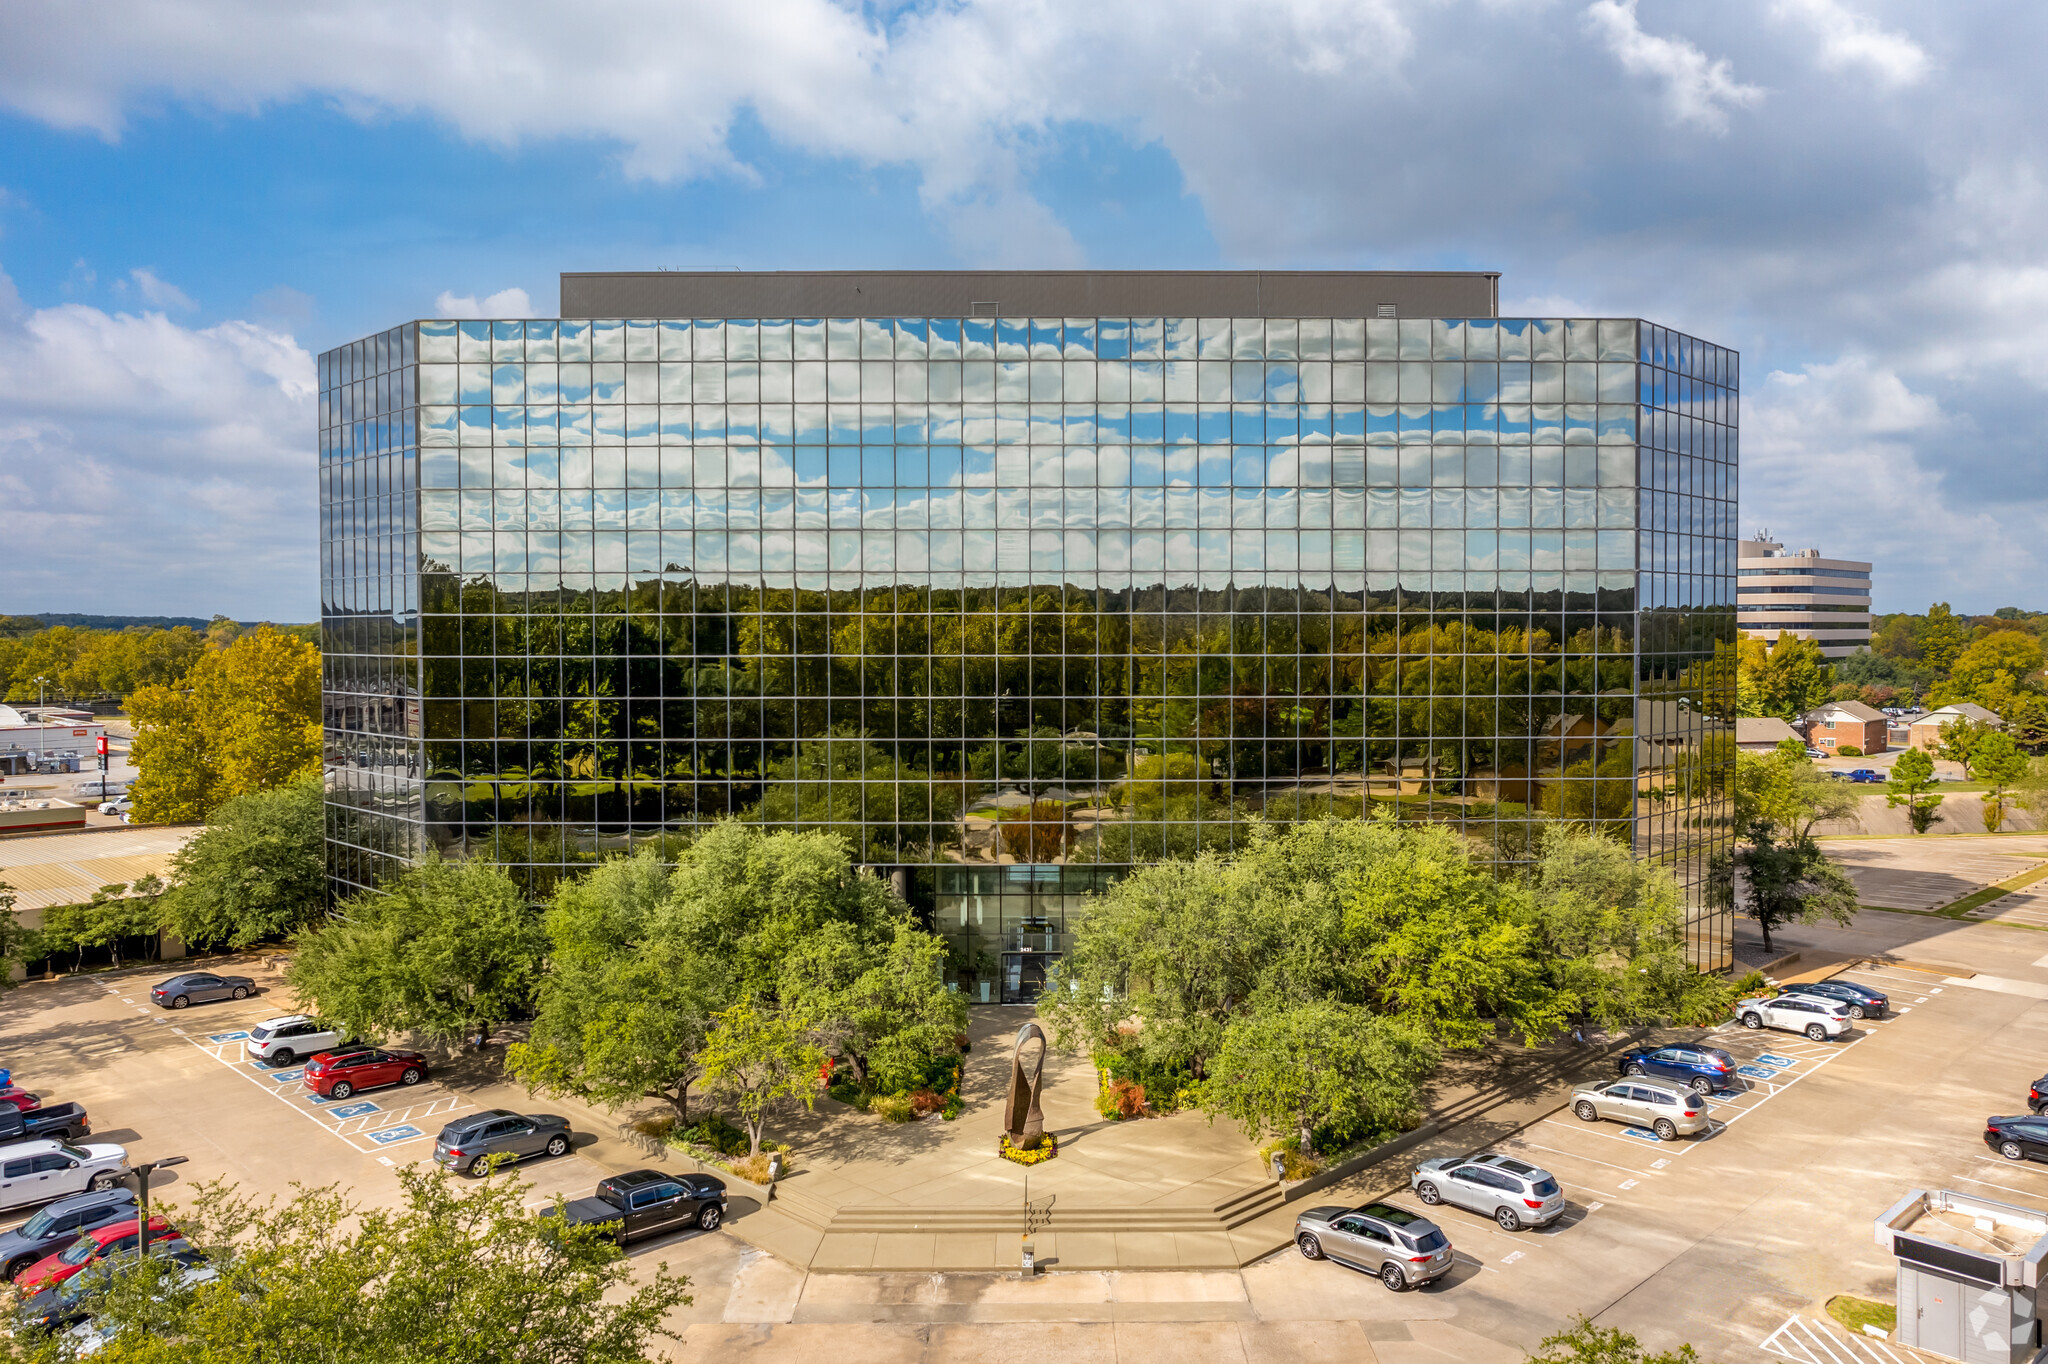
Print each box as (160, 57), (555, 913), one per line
(1293, 1201), (1454, 1290)
(1735, 994), (1852, 1040)
(1569, 1079), (1712, 1141)
(1411, 1153), (1565, 1230)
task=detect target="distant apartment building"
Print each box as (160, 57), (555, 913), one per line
(1737, 535), (1872, 658)
(1799, 700), (1888, 755)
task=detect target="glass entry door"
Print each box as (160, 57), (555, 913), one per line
(1001, 952), (1055, 1004)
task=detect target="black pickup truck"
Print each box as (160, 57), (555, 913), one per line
(552, 1169), (727, 1243)
(0, 1103), (90, 1146)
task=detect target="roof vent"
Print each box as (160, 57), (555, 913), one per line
(1376, 304), (1397, 318)
(971, 301), (999, 318)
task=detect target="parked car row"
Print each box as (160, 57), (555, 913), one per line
(1293, 972), (1897, 1291)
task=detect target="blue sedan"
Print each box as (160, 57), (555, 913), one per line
(1778, 979), (1888, 1019)
(1616, 1045), (1737, 1094)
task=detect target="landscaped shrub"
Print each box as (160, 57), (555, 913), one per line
(871, 1093), (917, 1122)
(908, 1088), (943, 1116)
(673, 1114), (750, 1158)
(1095, 1077), (1148, 1121)
(1838, 745), (1863, 757)
(1258, 1135), (1322, 1180)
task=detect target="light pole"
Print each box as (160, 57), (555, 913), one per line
(33, 676), (47, 711)
(129, 1155), (188, 1257)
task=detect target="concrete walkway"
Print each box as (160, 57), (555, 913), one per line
(724, 1007), (1659, 1275)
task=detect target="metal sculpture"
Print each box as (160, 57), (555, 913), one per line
(1003, 1021), (1050, 1148)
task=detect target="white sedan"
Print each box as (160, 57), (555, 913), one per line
(1734, 994), (1853, 1041)
(0, 1141), (129, 1211)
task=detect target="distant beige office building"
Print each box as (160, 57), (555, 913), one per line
(1737, 535), (1872, 658)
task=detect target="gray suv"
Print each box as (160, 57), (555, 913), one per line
(432, 1110), (573, 1176)
(1294, 1201), (1454, 1291)
(1570, 1079), (1712, 1141)
(1411, 1153), (1565, 1230)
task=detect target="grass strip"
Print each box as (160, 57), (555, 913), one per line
(1826, 1295), (1895, 1336)
(1938, 859), (2048, 919)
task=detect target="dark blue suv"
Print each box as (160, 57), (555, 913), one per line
(1779, 979), (1888, 1019)
(1616, 1045), (1737, 1094)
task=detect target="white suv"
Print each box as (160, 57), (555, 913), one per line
(244, 1015), (345, 1067)
(1735, 994), (1853, 1041)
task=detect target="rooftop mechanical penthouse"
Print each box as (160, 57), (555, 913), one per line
(318, 270), (1738, 999)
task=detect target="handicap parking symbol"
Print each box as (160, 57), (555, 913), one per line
(368, 1126), (422, 1146)
(1711, 1086), (1746, 1098)
(1756, 1053), (1795, 1068)
(266, 1068), (305, 1084)
(208, 1032), (249, 1043)
(1619, 1126), (1665, 1143)
(328, 1102), (380, 1119)
(1736, 1064), (1778, 1080)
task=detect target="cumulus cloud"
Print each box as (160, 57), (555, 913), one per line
(120, 267), (196, 311)
(1772, 0), (1929, 88)
(0, 1), (2044, 607)
(0, 264), (315, 618)
(1583, 0), (1764, 132)
(434, 287), (537, 319)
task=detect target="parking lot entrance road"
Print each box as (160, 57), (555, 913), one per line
(88, 978), (476, 1155)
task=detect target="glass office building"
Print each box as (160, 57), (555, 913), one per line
(319, 271), (1737, 1000)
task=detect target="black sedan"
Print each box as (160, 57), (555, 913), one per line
(1615, 1045), (1737, 1094)
(1779, 978), (1888, 1019)
(1986, 1115), (2048, 1163)
(149, 972), (255, 1009)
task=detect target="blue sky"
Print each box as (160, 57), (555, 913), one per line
(0, 0), (2042, 619)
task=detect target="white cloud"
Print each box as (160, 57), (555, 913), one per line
(123, 267), (196, 311)
(0, 264), (315, 618)
(1772, 0), (1928, 88)
(434, 287), (536, 319)
(1583, 0), (1764, 132)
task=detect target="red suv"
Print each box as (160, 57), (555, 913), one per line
(18, 1217), (178, 1289)
(304, 1048), (428, 1100)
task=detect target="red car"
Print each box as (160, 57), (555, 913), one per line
(0, 1087), (39, 1114)
(17, 1217), (178, 1289)
(303, 1048), (428, 1100)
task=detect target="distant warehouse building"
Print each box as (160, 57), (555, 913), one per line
(1737, 535), (1871, 658)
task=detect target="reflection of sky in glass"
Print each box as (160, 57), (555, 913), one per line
(317, 312), (1739, 971)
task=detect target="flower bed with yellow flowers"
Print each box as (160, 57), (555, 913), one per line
(997, 1132), (1059, 1166)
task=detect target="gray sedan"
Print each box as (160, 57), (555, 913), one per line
(433, 1110), (573, 1176)
(1411, 1153), (1565, 1230)
(148, 972), (255, 1008)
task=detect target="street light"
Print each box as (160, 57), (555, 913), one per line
(128, 1156), (189, 1257)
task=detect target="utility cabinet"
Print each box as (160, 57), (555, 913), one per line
(1875, 1189), (2048, 1363)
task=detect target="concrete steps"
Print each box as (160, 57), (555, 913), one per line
(774, 1176), (1285, 1237)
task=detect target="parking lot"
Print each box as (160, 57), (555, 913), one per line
(6, 944), (2048, 1361)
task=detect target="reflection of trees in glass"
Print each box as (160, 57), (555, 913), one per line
(409, 569), (1728, 868)
(741, 728), (962, 865)
(999, 801), (1071, 862)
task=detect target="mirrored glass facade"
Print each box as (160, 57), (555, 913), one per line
(320, 296), (1738, 997)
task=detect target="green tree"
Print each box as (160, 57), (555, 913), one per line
(77, 881), (166, 968)
(1722, 822), (1859, 953)
(1733, 747), (1859, 839)
(288, 854), (544, 1046)
(506, 847), (719, 1121)
(1937, 715), (1997, 768)
(1526, 1316), (1702, 1364)
(10, 1167), (690, 1364)
(0, 878), (42, 985)
(1917, 601), (1973, 674)
(780, 921), (965, 1096)
(128, 626), (322, 823)
(1970, 730), (2032, 833)
(1735, 631), (1834, 720)
(158, 775), (326, 950)
(1886, 746), (1946, 834)
(694, 1002), (823, 1157)
(1206, 1001), (1437, 1156)
(655, 821), (908, 999)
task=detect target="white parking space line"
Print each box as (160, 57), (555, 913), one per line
(1508, 1137), (1669, 1181)
(1761, 1312), (1937, 1363)
(86, 979), (474, 1155)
